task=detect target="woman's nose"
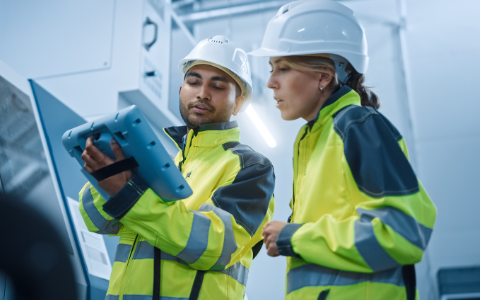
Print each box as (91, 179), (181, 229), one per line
(266, 76), (278, 90)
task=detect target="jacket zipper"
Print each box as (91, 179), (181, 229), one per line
(178, 138), (187, 171)
(178, 155), (185, 172)
(291, 127), (309, 222)
(179, 130), (196, 172)
(121, 235), (139, 295)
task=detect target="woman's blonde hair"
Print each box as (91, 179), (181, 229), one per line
(279, 55), (338, 89)
(279, 55), (380, 109)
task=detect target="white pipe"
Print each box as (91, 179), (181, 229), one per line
(179, 1), (287, 23)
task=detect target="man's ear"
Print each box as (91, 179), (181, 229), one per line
(179, 86), (182, 94)
(232, 95), (245, 116)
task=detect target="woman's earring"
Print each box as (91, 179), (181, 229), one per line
(320, 86), (324, 92)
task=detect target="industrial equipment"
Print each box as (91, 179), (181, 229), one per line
(0, 60), (120, 299)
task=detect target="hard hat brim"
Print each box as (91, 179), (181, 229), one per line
(249, 47), (369, 74)
(248, 48), (284, 57)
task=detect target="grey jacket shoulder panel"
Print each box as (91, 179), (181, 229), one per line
(213, 142), (275, 236)
(332, 105), (418, 198)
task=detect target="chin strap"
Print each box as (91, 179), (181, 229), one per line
(342, 73), (353, 86)
(329, 54), (359, 87)
(330, 54), (350, 84)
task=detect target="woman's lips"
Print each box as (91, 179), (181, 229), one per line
(275, 100), (284, 109)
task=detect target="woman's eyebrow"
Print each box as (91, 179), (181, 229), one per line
(269, 58), (282, 66)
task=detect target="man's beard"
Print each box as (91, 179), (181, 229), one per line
(179, 96), (234, 129)
(179, 99), (197, 129)
(179, 97), (216, 129)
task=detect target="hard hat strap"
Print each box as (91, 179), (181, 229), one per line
(330, 55), (349, 84)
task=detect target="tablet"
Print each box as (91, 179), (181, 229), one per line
(62, 105), (192, 201)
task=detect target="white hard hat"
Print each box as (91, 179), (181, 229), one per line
(179, 35), (253, 112)
(248, 0), (369, 81)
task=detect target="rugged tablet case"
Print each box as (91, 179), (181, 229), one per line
(62, 105), (192, 202)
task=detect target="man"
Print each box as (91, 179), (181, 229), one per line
(79, 35), (275, 300)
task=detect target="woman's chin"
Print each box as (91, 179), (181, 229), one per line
(280, 110), (299, 121)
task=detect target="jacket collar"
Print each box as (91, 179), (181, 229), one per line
(307, 85), (361, 132)
(164, 120), (240, 150)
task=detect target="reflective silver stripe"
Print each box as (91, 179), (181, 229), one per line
(82, 184), (119, 234)
(114, 244), (132, 263)
(130, 241), (188, 266)
(357, 207), (433, 250)
(176, 211), (211, 264)
(128, 205), (236, 266)
(123, 296), (188, 300)
(104, 220), (120, 234)
(199, 203), (237, 268)
(287, 264), (404, 294)
(132, 241), (188, 265)
(105, 295), (119, 300)
(215, 262), (249, 286)
(128, 241), (247, 286)
(161, 251), (188, 265)
(354, 220), (400, 271)
(133, 241), (154, 259)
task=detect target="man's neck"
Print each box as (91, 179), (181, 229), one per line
(186, 119), (232, 133)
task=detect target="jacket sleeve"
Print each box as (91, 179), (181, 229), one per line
(102, 161), (275, 271)
(79, 183), (123, 236)
(277, 110), (436, 273)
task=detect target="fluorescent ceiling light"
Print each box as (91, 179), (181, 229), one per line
(246, 104), (276, 148)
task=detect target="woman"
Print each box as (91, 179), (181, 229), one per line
(249, 1), (436, 300)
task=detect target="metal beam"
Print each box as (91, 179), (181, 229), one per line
(163, 1), (197, 46)
(179, 1), (287, 24)
(172, 0), (197, 10)
(354, 13), (401, 27)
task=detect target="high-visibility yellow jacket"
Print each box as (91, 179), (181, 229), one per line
(79, 121), (275, 300)
(276, 86), (436, 300)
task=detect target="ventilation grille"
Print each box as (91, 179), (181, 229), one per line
(209, 35), (229, 44)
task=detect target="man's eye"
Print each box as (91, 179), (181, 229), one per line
(187, 81), (199, 85)
(213, 85), (225, 90)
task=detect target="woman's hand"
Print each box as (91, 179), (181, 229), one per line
(262, 220), (288, 257)
(81, 136), (132, 196)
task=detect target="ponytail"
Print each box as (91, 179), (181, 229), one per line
(278, 55), (381, 109)
(345, 65), (381, 109)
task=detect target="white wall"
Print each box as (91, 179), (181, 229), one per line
(404, 0), (480, 298)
